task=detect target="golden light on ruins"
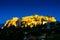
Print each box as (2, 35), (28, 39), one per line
(2, 14), (56, 29)
(3, 17), (20, 28)
(21, 14), (56, 28)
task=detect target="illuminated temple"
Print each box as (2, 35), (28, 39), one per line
(2, 14), (56, 29)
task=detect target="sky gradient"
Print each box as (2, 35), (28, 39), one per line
(0, 0), (60, 23)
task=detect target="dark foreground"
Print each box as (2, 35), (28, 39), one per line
(0, 22), (60, 40)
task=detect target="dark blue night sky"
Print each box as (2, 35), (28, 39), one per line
(0, 0), (60, 23)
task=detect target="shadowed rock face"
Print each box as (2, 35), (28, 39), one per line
(2, 14), (56, 29)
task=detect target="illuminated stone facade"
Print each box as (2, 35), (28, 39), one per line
(21, 14), (56, 28)
(2, 14), (56, 29)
